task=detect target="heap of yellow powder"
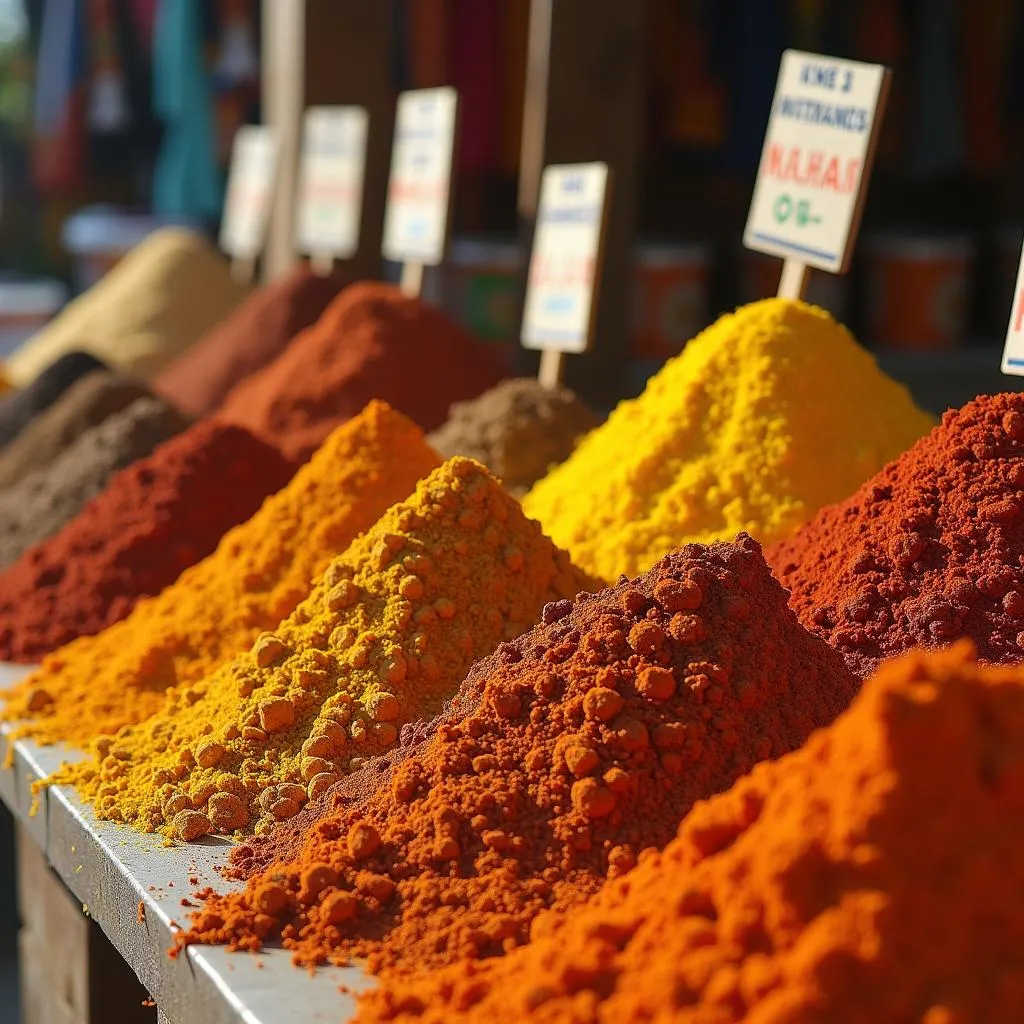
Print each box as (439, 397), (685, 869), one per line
(523, 299), (934, 582)
(70, 457), (595, 841)
(5, 228), (249, 385)
(1, 401), (440, 749)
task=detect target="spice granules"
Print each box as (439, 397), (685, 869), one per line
(0, 401), (439, 749)
(75, 457), (593, 841)
(181, 534), (857, 974)
(358, 642), (1024, 1024)
(769, 391), (1024, 679)
(0, 420), (294, 663)
(523, 299), (933, 583)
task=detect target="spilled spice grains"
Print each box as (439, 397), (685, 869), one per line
(0, 421), (294, 663)
(358, 643), (1024, 1024)
(0, 401), (439, 749)
(181, 535), (857, 973)
(769, 391), (1024, 679)
(72, 457), (593, 840)
(523, 299), (933, 582)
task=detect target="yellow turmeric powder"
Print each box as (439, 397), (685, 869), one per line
(65, 457), (596, 840)
(523, 299), (934, 583)
(1, 401), (440, 749)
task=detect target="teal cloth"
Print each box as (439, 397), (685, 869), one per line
(151, 0), (221, 219)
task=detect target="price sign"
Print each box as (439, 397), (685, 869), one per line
(744, 50), (889, 276)
(220, 125), (278, 265)
(1002, 240), (1024, 376)
(522, 163), (609, 365)
(381, 87), (458, 268)
(295, 106), (368, 263)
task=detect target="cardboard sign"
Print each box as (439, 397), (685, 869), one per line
(381, 87), (458, 266)
(295, 106), (368, 260)
(220, 125), (278, 261)
(744, 50), (889, 274)
(1002, 239), (1024, 376)
(521, 162), (609, 355)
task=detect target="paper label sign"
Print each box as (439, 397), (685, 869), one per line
(744, 50), (889, 274)
(382, 87), (458, 266)
(1002, 239), (1024, 375)
(295, 106), (368, 260)
(522, 163), (609, 355)
(220, 125), (278, 261)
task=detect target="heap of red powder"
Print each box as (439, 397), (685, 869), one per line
(769, 391), (1024, 679)
(217, 281), (508, 461)
(0, 421), (295, 663)
(181, 534), (857, 974)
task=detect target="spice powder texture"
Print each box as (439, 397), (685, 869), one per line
(357, 642), (1024, 1024)
(75, 457), (593, 840)
(769, 391), (1024, 679)
(0, 401), (440, 749)
(523, 298), (934, 583)
(181, 534), (857, 973)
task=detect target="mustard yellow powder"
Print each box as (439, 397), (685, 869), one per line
(523, 299), (935, 583)
(63, 457), (596, 840)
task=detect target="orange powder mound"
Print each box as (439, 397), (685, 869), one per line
(0, 402), (440, 749)
(356, 642), (1024, 1024)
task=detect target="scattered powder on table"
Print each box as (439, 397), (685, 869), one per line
(218, 281), (508, 462)
(183, 534), (857, 974)
(0, 370), (152, 489)
(0, 402), (440, 750)
(0, 396), (189, 569)
(358, 642), (1024, 1024)
(0, 421), (295, 664)
(427, 378), (600, 497)
(0, 351), (107, 450)
(769, 391), (1024, 680)
(523, 299), (934, 583)
(4, 228), (249, 385)
(154, 266), (349, 417)
(73, 457), (594, 841)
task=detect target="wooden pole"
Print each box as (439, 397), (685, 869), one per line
(777, 259), (809, 300)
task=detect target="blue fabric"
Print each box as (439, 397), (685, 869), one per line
(151, 0), (221, 219)
(34, 0), (84, 134)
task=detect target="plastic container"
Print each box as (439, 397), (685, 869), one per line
(737, 248), (848, 320)
(863, 232), (974, 350)
(631, 244), (710, 360)
(0, 278), (68, 358)
(441, 237), (523, 345)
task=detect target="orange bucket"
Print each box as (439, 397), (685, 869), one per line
(630, 244), (710, 360)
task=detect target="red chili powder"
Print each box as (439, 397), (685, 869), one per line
(768, 391), (1024, 679)
(181, 534), (857, 974)
(154, 266), (349, 417)
(0, 421), (294, 663)
(216, 281), (508, 461)
(356, 641), (1024, 1024)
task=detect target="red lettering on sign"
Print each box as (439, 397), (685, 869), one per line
(765, 146), (859, 193)
(1015, 287), (1024, 333)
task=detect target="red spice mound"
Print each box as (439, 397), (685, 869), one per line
(768, 392), (1024, 679)
(358, 642), (1024, 1024)
(217, 281), (508, 461)
(0, 421), (295, 662)
(181, 534), (857, 974)
(155, 266), (348, 417)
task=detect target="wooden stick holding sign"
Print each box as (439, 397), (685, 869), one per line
(220, 125), (279, 285)
(744, 50), (891, 302)
(295, 106), (369, 277)
(381, 87), (459, 299)
(522, 163), (611, 389)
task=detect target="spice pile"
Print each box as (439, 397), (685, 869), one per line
(357, 643), (1024, 1024)
(0, 396), (189, 569)
(523, 299), (933, 582)
(428, 378), (600, 496)
(181, 535), (857, 973)
(0, 351), (107, 449)
(155, 266), (348, 417)
(769, 391), (1024, 679)
(4, 228), (249, 385)
(0, 421), (294, 663)
(0, 371), (152, 489)
(0, 401), (439, 749)
(71, 457), (593, 840)
(218, 282), (507, 461)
